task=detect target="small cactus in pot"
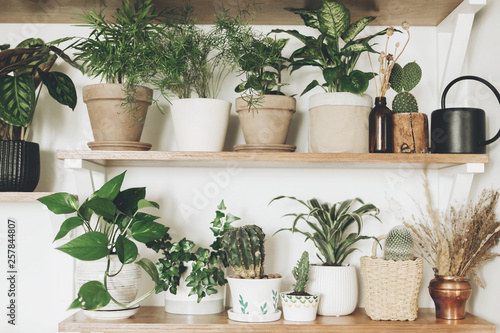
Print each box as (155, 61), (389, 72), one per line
(384, 225), (414, 261)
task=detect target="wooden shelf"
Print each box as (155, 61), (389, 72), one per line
(0, 192), (57, 202)
(1, 0), (462, 26)
(56, 150), (488, 170)
(58, 307), (495, 333)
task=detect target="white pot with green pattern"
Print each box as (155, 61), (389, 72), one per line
(227, 276), (282, 322)
(280, 292), (320, 321)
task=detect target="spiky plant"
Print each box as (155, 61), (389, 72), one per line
(292, 251), (310, 293)
(389, 61), (422, 113)
(383, 225), (414, 261)
(221, 225), (265, 278)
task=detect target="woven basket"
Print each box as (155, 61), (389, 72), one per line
(360, 235), (423, 321)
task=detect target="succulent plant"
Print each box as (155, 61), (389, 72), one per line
(389, 61), (422, 113)
(221, 225), (265, 278)
(383, 225), (414, 261)
(292, 251), (310, 293)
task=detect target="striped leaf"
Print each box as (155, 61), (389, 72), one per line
(38, 69), (77, 110)
(0, 47), (47, 76)
(0, 73), (36, 127)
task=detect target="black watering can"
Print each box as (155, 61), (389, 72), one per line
(431, 76), (500, 154)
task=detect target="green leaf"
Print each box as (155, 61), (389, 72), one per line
(137, 258), (159, 284)
(272, 29), (310, 44)
(340, 70), (369, 94)
(53, 216), (84, 242)
(217, 200), (226, 210)
(0, 73), (36, 127)
(73, 281), (111, 310)
(114, 187), (146, 216)
(115, 235), (138, 264)
(131, 221), (168, 243)
(95, 172), (125, 200)
(323, 67), (340, 86)
(317, 1), (350, 40)
(301, 80), (321, 96)
(38, 192), (78, 214)
(56, 231), (109, 261)
(286, 8), (320, 29)
(342, 42), (376, 55)
(137, 199), (160, 210)
(341, 17), (377, 44)
(37, 69), (77, 110)
(80, 197), (116, 221)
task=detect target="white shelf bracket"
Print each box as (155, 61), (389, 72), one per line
(438, 0), (486, 93)
(438, 162), (485, 211)
(64, 158), (107, 199)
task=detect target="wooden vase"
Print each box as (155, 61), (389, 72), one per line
(392, 113), (429, 153)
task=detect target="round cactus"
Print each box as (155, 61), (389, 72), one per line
(389, 63), (404, 93)
(392, 91), (418, 113)
(384, 225), (414, 261)
(402, 61), (422, 92)
(221, 225), (265, 278)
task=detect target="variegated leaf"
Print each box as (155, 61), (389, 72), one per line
(341, 16), (376, 43)
(286, 8), (319, 29)
(0, 73), (36, 127)
(317, 1), (350, 40)
(342, 42), (376, 55)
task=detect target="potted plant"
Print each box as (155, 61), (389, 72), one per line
(0, 38), (77, 192)
(146, 200), (239, 314)
(274, 1), (386, 153)
(280, 251), (320, 321)
(215, 7), (296, 151)
(150, 6), (233, 151)
(270, 196), (380, 316)
(71, 0), (171, 151)
(389, 61), (428, 153)
(404, 177), (500, 320)
(221, 224), (283, 322)
(38, 171), (168, 319)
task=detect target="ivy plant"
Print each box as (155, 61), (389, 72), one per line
(38, 171), (168, 310)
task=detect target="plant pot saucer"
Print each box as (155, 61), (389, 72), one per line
(227, 309), (281, 322)
(83, 305), (140, 320)
(233, 144), (296, 152)
(88, 141), (152, 151)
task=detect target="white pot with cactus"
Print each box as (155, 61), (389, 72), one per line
(222, 225), (282, 322)
(280, 251), (320, 321)
(270, 196), (381, 316)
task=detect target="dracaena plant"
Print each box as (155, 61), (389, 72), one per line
(0, 38), (77, 141)
(270, 196), (381, 266)
(38, 171), (168, 310)
(146, 200), (238, 302)
(273, 0), (388, 96)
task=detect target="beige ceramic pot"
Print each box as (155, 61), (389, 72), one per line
(392, 113), (429, 153)
(83, 84), (153, 148)
(235, 95), (296, 144)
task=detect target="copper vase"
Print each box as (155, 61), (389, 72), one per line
(428, 275), (471, 319)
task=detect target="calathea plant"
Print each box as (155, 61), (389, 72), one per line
(0, 38), (77, 141)
(146, 200), (239, 302)
(38, 171), (168, 310)
(273, 0), (387, 96)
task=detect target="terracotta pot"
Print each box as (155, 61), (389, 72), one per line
(428, 275), (471, 319)
(309, 92), (373, 153)
(83, 84), (152, 147)
(392, 113), (429, 153)
(235, 95), (295, 144)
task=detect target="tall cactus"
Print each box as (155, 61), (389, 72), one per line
(389, 61), (422, 113)
(384, 225), (414, 261)
(221, 225), (265, 278)
(292, 251), (310, 293)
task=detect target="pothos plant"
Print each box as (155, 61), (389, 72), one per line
(38, 171), (168, 310)
(146, 200), (238, 302)
(273, 0), (388, 96)
(0, 38), (77, 141)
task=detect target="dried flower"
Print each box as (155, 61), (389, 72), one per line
(402, 21), (410, 30)
(386, 26), (395, 36)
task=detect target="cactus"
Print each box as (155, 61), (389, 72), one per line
(389, 61), (422, 113)
(292, 251), (310, 293)
(221, 225), (265, 278)
(383, 225), (414, 261)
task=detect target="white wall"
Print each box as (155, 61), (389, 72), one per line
(0, 5), (498, 331)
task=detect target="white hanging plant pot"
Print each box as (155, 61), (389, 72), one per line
(307, 265), (357, 316)
(165, 261), (225, 315)
(280, 292), (320, 321)
(74, 255), (142, 319)
(227, 276), (282, 322)
(171, 98), (231, 151)
(309, 92), (373, 153)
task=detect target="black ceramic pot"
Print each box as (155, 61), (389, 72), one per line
(0, 141), (40, 192)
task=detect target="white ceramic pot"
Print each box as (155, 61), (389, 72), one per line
(227, 276), (282, 321)
(74, 255), (142, 312)
(308, 92), (373, 153)
(280, 292), (320, 321)
(165, 262), (225, 315)
(307, 265), (357, 316)
(171, 98), (231, 151)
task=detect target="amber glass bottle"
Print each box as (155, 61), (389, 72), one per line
(369, 97), (393, 153)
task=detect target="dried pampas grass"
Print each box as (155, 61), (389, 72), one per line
(404, 176), (500, 287)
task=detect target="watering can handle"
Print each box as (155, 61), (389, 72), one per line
(441, 75), (500, 146)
